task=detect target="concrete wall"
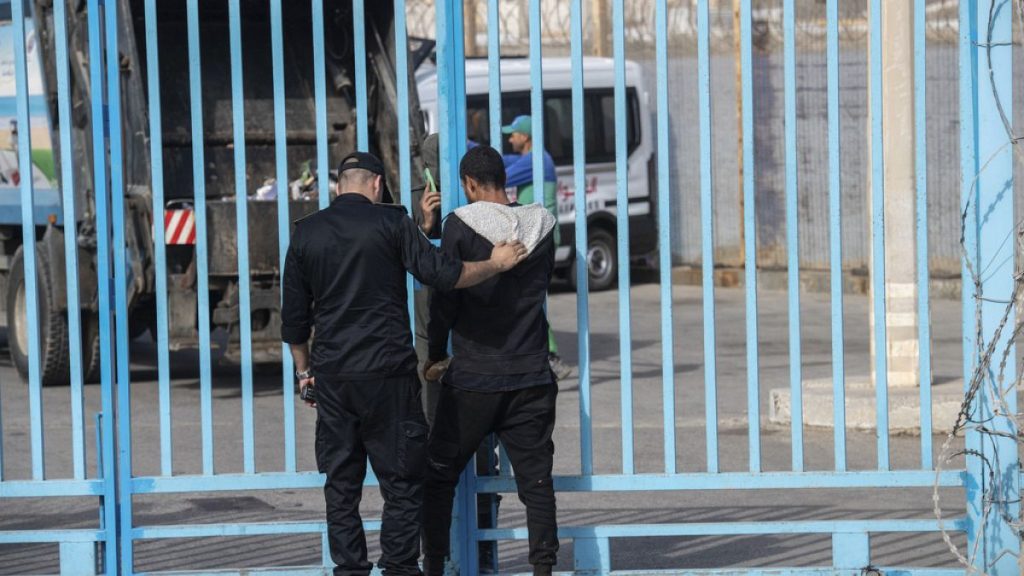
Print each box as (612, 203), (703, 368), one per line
(643, 41), (985, 278)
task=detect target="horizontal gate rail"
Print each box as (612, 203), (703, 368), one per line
(479, 518), (969, 539)
(475, 470), (967, 492)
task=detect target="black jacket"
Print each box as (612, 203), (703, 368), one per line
(428, 204), (555, 379)
(281, 193), (463, 379)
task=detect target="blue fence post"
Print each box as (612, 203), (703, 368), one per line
(574, 537), (611, 575)
(968, 0), (1019, 573)
(831, 533), (870, 570)
(85, 0), (120, 570)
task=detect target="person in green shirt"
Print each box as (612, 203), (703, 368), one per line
(501, 115), (572, 381)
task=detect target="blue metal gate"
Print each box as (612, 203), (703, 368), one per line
(0, 0), (1019, 574)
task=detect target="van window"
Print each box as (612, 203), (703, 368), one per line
(466, 88), (640, 166)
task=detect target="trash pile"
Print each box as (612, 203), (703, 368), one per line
(244, 161), (337, 202)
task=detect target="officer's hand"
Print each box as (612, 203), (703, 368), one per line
(299, 377), (316, 408)
(491, 241), (528, 271)
(420, 189), (441, 235)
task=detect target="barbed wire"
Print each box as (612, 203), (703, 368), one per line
(933, 0), (1024, 573)
(405, 0), (964, 55)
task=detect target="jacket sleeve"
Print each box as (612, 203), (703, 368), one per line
(427, 217), (464, 361)
(280, 229), (313, 344)
(397, 214), (463, 291)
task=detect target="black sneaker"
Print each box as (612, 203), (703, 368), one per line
(533, 564), (553, 576)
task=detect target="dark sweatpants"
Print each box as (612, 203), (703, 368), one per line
(315, 374), (428, 576)
(421, 383), (559, 570)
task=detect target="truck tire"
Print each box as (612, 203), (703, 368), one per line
(81, 314), (102, 383)
(7, 245), (72, 386)
(577, 229), (617, 292)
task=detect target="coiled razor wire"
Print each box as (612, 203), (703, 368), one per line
(933, 1), (1024, 573)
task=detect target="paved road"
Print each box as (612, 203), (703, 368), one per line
(0, 280), (969, 574)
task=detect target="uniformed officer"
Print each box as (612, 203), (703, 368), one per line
(281, 151), (527, 576)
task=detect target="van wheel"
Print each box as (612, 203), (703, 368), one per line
(585, 229), (617, 292)
(7, 245), (72, 386)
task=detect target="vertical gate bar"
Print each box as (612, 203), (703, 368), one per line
(914, 0), (932, 469)
(958, 0), (980, 559)
(655, 0), (675, 475)
(613, 0), (635, 476)
(570, 0), (593, 476)
(574, 537), (611, 574)
(529, 0), (544, 207)
(697, 0), (718, 474)
(228, 0), (256, 475)
(831, 533), (870, 569)
(53, 0), (87, 480)
(271, 0), (296, 473)
(396, 0), (414, 337)
(453, 0), (467, 161)
(12, 0), (45, 481)
(826, 0), (845, 472)
(435, 0), (470, 568)
(312, 0), (329, 208)
(59, 542), (96, 576)
(974, 0), (1018, 571)
(488, 0), (502, 149)
(106, 0), (137, 567)
(86, 0), (119, 569)
(143, 0), (173, 477)
(437, 0), (452, 207)
(354, 0), (368, 152)
(869, 0), (890, 471)
(783, 0), (802, 473)
(186, 0), (216, 476)
(740, 0), (759, 473)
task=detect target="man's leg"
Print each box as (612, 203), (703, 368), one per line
(497, 384), (559, 574)
(316, 382), (372, 576)
(422, 385), (501, 575)
(360, 375), (429, 576)
(414, 285), (442, 427)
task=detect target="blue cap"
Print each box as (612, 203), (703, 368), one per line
(501, 115), (532, 137)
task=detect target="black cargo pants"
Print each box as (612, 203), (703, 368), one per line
(422, 383), (559, 572)
(315, 374), (428, 576)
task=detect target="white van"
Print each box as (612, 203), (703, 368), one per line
(416, 57), (658, 291)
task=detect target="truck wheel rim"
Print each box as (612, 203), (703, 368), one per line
(14, 281), (28, 354)
(588, 243), (612, 281)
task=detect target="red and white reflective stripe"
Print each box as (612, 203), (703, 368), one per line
(164, 209), (196, 245)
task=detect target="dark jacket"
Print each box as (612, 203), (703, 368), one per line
(428, 202), (556, 383)
(281, 193), (463, 380)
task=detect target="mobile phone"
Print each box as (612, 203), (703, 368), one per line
(300, 385), (317, 403)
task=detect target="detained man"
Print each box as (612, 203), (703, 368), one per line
(421, 146), (560, 576)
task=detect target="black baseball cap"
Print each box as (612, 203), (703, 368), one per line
(337, 152), (393, 203)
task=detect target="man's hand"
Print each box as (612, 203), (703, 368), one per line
(420, 188), (441, 235)
(299, 376), (316, 408)
(423, 357), (450, 382)
(491, 241), (528, 271)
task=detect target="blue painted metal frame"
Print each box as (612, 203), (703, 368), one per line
(970, 0), (1018, 572)
(826, 0), (846, 473)
(12, 0), (44, 482)
(740, 0), (759, 473)
(144, 0), (174, 478)
(3, 0), (1013, 574)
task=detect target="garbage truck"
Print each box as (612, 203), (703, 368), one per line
(0, 0), (427, 385)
